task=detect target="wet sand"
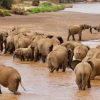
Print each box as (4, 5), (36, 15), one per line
(0, 10), (100, 100)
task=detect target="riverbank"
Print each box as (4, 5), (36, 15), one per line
(0, 11), (100, 41)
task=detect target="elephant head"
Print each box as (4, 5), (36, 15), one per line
(67, 49), (74, 68)
(69, 59), (81, 70)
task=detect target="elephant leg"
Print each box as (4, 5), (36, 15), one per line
(62, 64), (66, 72)
(0, 86), (2, 94)
(72, 35), (75, 41)
(56, 66), (60, 72)
(50, 66), (55, 73)
(42, 55), (46, 63)
(34, 49), (40, 62)
(78, 33), (82, 41)
(76, 77), (82, 90)
(8, 79), (20, 95)
(0, 43), (3, 52)
(90, 71), (96, 80)
(87, 77), (91, 88)
(67, 34), (71, 41)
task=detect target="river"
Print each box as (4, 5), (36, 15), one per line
(64, 3), (100, 14)
(0, 40), (100, 100)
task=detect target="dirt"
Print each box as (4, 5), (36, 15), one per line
(0, 11), (100, 41)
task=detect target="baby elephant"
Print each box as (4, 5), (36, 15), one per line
(0, 65), (25, 94)
(69, 60), (94, 90)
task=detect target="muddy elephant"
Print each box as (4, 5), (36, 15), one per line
(13, 46), (34, 61)
(83, 48), (100, 61)
(34, 36), (63, 62)
(69, 60), (94, 90)
(67, 24), (91, 41)
(5, 34), (15, 54)
(87, 58), (100, 80)
(0, 31), (8, 52)
(0, 64), (25, 94)
(73, 45), (90, 60)
(47, 45), (73, 73)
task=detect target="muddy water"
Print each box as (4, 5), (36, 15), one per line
(0, 41), (100, 100)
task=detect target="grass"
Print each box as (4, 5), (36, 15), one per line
(0, 9), (11, 16)
(31, 2), (67, 14)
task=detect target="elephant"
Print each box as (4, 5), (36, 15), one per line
(83, 48), (100, 61)
(0, 31), (8, 52)
(14, 34), (33, 49)
(47, 45), (73, 73)
(13, 46), (34, 61)
(34, 37), (62, 62)
(0, 64), (25, 94)
(69, 59), (94, 90)
(67, 24), (91, 41)
(46, 35), (64, 44)
(87, 58), (100, 80)
(73, 45), (90, 60)
(5, 34), (15, 54)
(90, 25), (100, 34)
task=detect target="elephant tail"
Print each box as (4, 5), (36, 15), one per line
(18, 78), (26, 91)
(20, 81), (26, 91)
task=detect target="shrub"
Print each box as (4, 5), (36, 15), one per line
(1, 0), (13, 9)
(31, 4), (65, 14)
(12, 7), (28, 15)
(0, 9), (11, 17)
(40, 2), (52, 7)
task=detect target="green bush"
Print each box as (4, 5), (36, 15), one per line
(31, 4), (65, 14)
(1, 0), (13, 9)
(0, 9), (11, 17)
(40, 2), (52, 7)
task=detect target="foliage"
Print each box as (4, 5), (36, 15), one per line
(31, 4), (65, 14)
(0, 9), (11, 17)
(12, 7), (28, 15)
(1, 0), (13, 9)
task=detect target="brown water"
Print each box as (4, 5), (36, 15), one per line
(0, 54), (100, 100)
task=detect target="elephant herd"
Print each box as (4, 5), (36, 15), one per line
(0, 25), (100, 94)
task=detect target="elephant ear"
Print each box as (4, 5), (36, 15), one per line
(87, 61), (94, 70)
(49, 45), (53, 52)
(57, 36), (63, 44)
(46, 35), (54, 39)
(67, 49), (74, 68)
(70, 59), (81, 70)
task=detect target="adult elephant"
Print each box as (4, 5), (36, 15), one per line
(0, 64), (25, 94)
(69, 59), (94, 90)
(0, 31), (8, 52)
(87, 58), (100, 80)
(47, 45), (73, 73)
(67, 24), (91, 41)
(90, 25), (100, 34)
(73, 45), (90, 60)
(83, 48), (100, 61)
(34, 37), (62, 62)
